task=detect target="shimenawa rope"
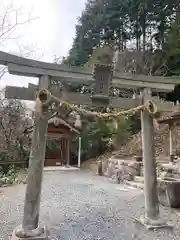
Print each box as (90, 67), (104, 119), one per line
(35, 89), (158, 121)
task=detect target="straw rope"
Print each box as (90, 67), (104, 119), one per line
(35, 89), (158, 121)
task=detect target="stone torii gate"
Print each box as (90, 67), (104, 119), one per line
(1, 50), (179, 239)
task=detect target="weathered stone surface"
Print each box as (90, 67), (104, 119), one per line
(138, 215), (172, 230)
(10, 226), (50, 240)
(104, 158), (140, 182)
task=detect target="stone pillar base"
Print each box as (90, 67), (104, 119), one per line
(9, 225), (51, 240)
(136, 215), (173, 230)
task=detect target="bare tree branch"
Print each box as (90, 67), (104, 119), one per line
(0, 3), (39, 164)
(0, 3), (38, 46)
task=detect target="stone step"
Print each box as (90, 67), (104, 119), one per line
(125, 176), (164, 190)
(124, 180), (144, 190)
(134, 176), (144, 183)
(44, 166), (80, 171)
(134, 176), (162, 183)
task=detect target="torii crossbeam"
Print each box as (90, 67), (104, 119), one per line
(0, 50), (179, 91)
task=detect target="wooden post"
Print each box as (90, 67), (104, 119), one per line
(13, 75), (50, 239)
(59, 140), (62, 166)
(78, 137), (81, 168)
(169, 127), (173, 155)
(169, 124), (173, 162)
(66, 138), (70, 167)
(61, 139), (65, 166)
(140, 88), (161, 226)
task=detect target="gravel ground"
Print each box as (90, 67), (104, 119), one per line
(0, 170), (180, 240)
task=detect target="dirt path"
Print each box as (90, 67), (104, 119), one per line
(0, 170), (180, 240)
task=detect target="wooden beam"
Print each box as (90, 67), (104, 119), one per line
(28, 83), (38, 89)
(0, 50), (90, 73)
(0, 50), (178, 86)
(48, 132), (71, 138)
(110, 79), (175, 92)
(5, 85), (141, 108)
(5, 85), (176, 111)
(114, 72), (180, 85)
(58, 77), (175, 92)
(5, 86), (36, 101)
(152, 97), (177, 112)
(0, 50), (177, 91)
(51, 89), (141, 109)
(8, 63), (175, 92)
(7, 62), (92, 78)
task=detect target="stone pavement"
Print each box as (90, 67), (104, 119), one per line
(0, 170), (180, 240)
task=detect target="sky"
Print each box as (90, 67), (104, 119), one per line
(0, 0), (86, 88)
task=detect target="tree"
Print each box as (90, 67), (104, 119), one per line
(0, 3), (39, 172)
(0, 2), (37, 79)
(0, 90), (32, 172)
(61, 0), (180, 159)
(65, 0), (178, 67)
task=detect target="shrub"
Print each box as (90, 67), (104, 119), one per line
(0, 165), (19, 186)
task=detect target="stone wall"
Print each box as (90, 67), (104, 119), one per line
(103, 157), (141, 182)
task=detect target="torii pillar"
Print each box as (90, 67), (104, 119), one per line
(11, 76), (50, 240)
(139, 88), (170, 229)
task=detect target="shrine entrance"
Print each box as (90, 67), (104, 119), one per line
(25, 113), (81, 167)
(2, 48), (180, 238)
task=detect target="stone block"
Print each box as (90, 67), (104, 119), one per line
(137, 215), (173, 230)
(10, 226), (51, 240)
